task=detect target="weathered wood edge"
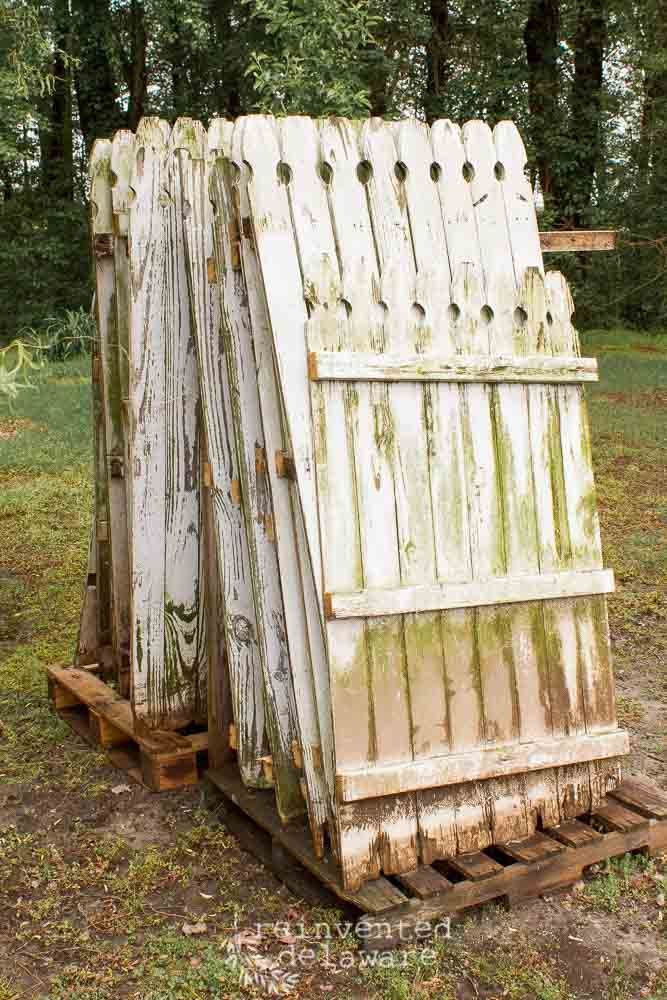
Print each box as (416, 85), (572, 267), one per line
(540, 230), (618, 252)
(335, 730), (629, 802)
(309, 351), (599, 384)
(324, 568), (614, 620)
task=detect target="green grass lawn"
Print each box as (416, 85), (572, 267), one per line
(0, 339), (665, 1000)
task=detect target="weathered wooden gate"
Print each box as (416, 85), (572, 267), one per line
(234, 115), (627, 889)
(82, 114), (628, 892)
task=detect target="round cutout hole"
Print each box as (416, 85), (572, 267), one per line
(430, 162), (442, 182)
(277, 161), (292, 185)
(514, 306), (528, 327)
(319, 161), (333, 184)
(494, 162), (505, 181)
(357, 160), (373, 184)
(480, 305), (494, 324)
(448, 303), (461, 322)
(395, 161), (408, 183)
(462, 162), (475, 183)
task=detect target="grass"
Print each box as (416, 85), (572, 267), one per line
(0, 340), (666, 998)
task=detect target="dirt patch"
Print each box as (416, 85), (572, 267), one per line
(597, 389), (667, 408)
(0, 418), (45, 440)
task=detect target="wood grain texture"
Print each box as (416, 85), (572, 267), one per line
(90, 140), (132, 685)
(110, 129), (136, 695)
(232, 115), (331, 843)
(127, 117), (206, 728)
(325, 570), (614, 619)
(540, 230), (618, 252)
(309, 351), (598, 383)
(209, 118), (304, 821)
(335, 730), (628, 801)
(179, 118), (269, 786)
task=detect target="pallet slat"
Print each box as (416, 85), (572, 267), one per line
(47, 666), (207, 791)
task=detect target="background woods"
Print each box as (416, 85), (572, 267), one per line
(2, 0), (667, 341)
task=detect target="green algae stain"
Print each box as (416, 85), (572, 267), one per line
(372, 398), (395, 457)
(546, 393), (572, 566)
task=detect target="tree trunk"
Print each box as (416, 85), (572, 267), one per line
(425, 0), (450, 123)
(44, 0), (73, 199)
(209, 0), (242, 116)
(570, 0), (607, 226)
(524, 0), (562, 215)
(125, 0), (148, 130)
(637, 0), (667, 190)
(71, 0), (122, 153)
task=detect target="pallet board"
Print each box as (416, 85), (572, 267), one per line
(47, 665), (208, 791)
(205, 765), (667, 948)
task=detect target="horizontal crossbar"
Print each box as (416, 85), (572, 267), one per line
(335, 729), (629, 802)
(323, 568), (614, 620)
(308, 352), (598, 384)
(540, 229), (618, 252)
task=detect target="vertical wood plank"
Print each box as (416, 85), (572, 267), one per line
(209, 117), (304, 821)
(110, 129), (136, 697)
(162, 122), (207, 725)
(362, 119), (448, 863)
(179, 118), (269, 785)
(230, 116), (330, 847)
(395, 118), (481, 861)
(431, 120), (525, 847)
(90, 139), (129, 677)
(547, 271), (618, 737)
(127, 118), (169, 724)
(318, 117), (419, 885)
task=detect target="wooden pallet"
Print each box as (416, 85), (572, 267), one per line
(205, 766), (667, 948)
(47, 665), (208, 791)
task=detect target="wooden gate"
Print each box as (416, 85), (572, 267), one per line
(85, 114), (628, 892)
(237, 115), (627, 890)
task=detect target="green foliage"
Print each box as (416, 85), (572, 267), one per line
(26, 307), (95, 361)
(245, 0), (380, 116)
(0, 194), (91, 346)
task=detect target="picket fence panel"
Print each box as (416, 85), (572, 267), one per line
(86, 114), (627, 892)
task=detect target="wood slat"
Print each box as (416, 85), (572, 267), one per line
(609, 778), (667, 820)
(335, 730), (628, 801)
(544, 819), (603, 848)
(325, 568), (615, 620)
(499, 832), (565, 863)
(309, 351), (598, 384)
(540, 230), (618, 252)
(593, 800), (649, 833)
(395, 867), (454, 899)
(184, 119), (268, 784)
(363, 820), (655, 948)
(447, 852), (505, 881)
